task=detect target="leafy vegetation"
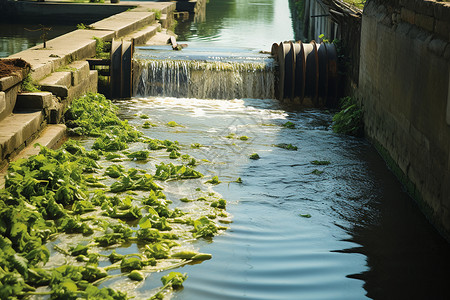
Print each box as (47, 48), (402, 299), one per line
(273, 143), (298, 151)
(0, 93), (229, 299)
(282, 121), (295, 129)
(20, 74), (40, 92)
(93, 37), (111, 59)
(332, 96), (363, 137)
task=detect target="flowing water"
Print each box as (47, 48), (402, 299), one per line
(126, 0), (450, 299)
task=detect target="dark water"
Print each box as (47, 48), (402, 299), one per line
(0, 22), (75, 58)
(127, 0), (450, 299)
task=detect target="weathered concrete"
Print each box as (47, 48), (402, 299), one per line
(0, 0), (177, 170)
(90, 11), (156, 39)
(0, 110), (45, 161)
(359, 0), (450, 240)
(0, 124), (67, 188)
(15, 92), (54, 110)
(15, 124), (67, 160)
(9, 29), (113, 81)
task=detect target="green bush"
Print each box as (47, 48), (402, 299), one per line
(332, 97), (363, 137)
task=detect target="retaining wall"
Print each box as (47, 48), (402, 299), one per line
(358, 0), (450, 240)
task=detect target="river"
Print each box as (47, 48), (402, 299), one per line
(123, 0), (450, 299)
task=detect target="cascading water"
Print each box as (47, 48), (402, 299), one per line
(132, 47), (276, 100)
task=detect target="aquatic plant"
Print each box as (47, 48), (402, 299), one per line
(332, 96), (363, 137)
(0, 93), (229, 299)
(205, 176), (221, 185)
(282, 121), (295, 129)
(274, 143), (298, 151)
(249, 153), (260, 160)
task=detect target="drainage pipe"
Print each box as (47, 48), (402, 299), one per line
(271, 41), (338, 107)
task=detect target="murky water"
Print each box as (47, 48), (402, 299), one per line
(126, 0), (450, 299)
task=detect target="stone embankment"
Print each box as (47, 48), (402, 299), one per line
(358, 0), (450, 240)
(0, 1), (181, 176)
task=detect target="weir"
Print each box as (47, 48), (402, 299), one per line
(133, 58), (275, 100)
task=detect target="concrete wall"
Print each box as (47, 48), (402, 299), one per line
(359, 0), (450, 240)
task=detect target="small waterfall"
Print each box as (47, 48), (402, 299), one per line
(133, 59), (276, 100)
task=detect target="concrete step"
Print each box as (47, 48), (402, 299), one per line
(90, 11), (156, 39)
(0, 110), (45, 162)
(14, 124), (66, 160)
(0, 123), (67, 188)
(9, 29), (114, 82)
(126, 23), (161, 45)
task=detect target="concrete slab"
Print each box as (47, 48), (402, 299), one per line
(15, 92), (54, 110)
(67, 70), (98, 103)
(127, 24), (161, 45)
(10, 29), (114, 81)
(39, 71), (72, 89)
(0, 85), (20, 123)
(0, 75), (23, 92)
(0, 110), (44, 160)
(68, 61), (90, 86)
(15, 124), (67, 160)
(91, 11), (155, 39)
(40, 85), (69, 99)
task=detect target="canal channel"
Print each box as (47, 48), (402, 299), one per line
(124, 0), (450, 299)
(2, 0), (450, 299)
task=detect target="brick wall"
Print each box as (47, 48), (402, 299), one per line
(359, 0), (450, 240)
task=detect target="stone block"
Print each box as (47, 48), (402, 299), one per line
(68, 61), (90, 86)
(0, 111), (44, 159)
(40, 85), (69, 99)
(39, 71), (71, 88)
(67, 70), (98, 102)
(415, 13), (434, 32)
(0, 84), (20, 122)
(0, 75), (22, 91)
(15, 92), (54, 110)
(400, 7), (415, 25)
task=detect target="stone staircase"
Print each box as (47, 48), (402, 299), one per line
(0, 1), (176, 172)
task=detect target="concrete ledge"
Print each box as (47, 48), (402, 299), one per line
(15, 92), (54, 110)
(15, 124), (67, 160)
(10, 29), (114, 81)
(39, 71), (72, 89)
(127, 24), (161, 45)
(0, 75), (23, 92)
(67, 70), (98, 103)
(68, 61), (90, 86)
(0, 110), (45, 160)
(91, 11), (156, 39)
(40, 85), (69, 99)
(0, 85), (20, 123)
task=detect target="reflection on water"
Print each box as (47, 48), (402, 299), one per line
(0, 23), (74, 58)
(116, 97), (450, 299)
(175, 0), (295, 51)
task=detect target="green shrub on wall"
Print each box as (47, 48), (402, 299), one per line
(332, 96), (364, 137)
